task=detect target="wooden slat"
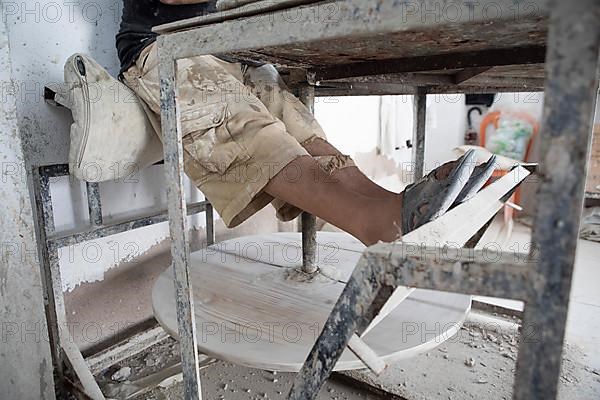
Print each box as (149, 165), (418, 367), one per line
(152, 233), (471, 372)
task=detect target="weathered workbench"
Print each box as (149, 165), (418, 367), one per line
(148, 1), (599, 399)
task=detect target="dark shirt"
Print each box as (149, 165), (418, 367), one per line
(116, 0), (217, 74)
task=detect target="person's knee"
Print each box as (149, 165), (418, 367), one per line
(225, 109), (282, 136)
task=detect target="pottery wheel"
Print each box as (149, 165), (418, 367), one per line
(152, 232), (471, 371)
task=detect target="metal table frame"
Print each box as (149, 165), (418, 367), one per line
(154, 1), (599, 399)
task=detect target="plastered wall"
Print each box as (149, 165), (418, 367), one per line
(0, 9), (55, 399)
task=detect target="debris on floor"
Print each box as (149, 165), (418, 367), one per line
(111, 367), (132, 382)
(89, 308), (600, 399)
(93, 331), (387, 400)
(340, 313), (600, 400)
(96, 335), (186, 399)
(139, 361), (390, 400)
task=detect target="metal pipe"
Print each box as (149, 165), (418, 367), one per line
(300, 212), (318, 274)
(86, 182), (103, 226)
(412, 88), (426, 180)
(49, 201), (209, 249)
(298, 84), (318, 274)
(31, 167), (63, 383)
(288, 252), (388, 400)
(205, 202), (215, 246)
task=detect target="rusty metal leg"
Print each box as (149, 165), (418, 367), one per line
(412, 88), (426, 180)
(157, 39), (202, 400)
(86, 182), (103, 226)
(205, 202), (215, 246)
(301, 213), (318, 273)
(515, 1), (600, 399)
(288, 252), (391, 400)
(298, 85), (318, 274)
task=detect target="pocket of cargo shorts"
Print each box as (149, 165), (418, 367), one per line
(181, 102), (247, 174)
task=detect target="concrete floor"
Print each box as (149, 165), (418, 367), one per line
(66, 215), (600, 398)
(93, 326), (389, 400)
(141, 361), (389, 400)
(341, 312), (600, 400)
(473, 217), (600, 371)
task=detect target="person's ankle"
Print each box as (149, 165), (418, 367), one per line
(362, 212), (401, 245)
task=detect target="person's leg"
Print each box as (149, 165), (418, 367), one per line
(242, 65), (467, 206)
(264, 156), (403, 245)
(265, 149), (479, 244)
(243, 64), (477, 212)
(124, 45), (405, 240)
(124, 50), (466, 244)
(243, 65), (400, 221)
(302, 137), (396, 199)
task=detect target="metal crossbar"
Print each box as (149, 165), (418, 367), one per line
(288, 244), (532, 399)
(148, 0), (600, 399)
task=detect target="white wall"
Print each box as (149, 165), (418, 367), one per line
(315, 94), (469, 187)
(424, 94), (467, 168)
(315, 96), (381, 155)
(315, 91), (546, 198)
(315, 94), (470, 170)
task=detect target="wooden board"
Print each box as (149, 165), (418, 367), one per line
(403, 165), (530, 247)
(359, 165), (530, 335)
(152, 166), (530, 371)
(211, 231), (363, 282)
(152, 232), (471, 372)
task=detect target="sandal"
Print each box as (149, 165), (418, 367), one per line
(451, 155), (498, 206)
(401, 150), (476, 234)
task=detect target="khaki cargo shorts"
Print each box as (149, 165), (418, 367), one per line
(123, 42), (354, 227)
